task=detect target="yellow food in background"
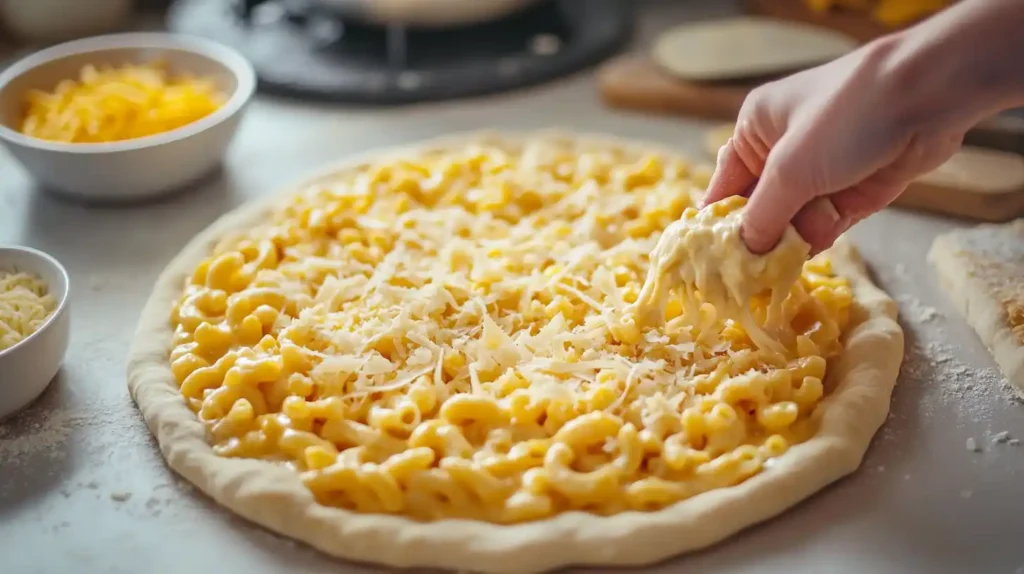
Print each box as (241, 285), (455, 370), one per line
(703, 123), (735, 159)
(0, 271), (56, 351)
(805, 0), (953, 27)
(872, 0), (950, 27)
(20, 61), (225, 144)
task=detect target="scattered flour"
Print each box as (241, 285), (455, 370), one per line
(899, 337), (1010, 421)
(891, 284), (1021, 464)
(897, 294), (942, 324)
(0, 396), (147, 467)
(0, 409), (74, 464)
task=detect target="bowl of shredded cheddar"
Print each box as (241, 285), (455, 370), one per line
(0, 33), (255, 201)
(0, 245), (70, 420)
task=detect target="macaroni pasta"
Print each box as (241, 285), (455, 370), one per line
(168, 136), (853, 523)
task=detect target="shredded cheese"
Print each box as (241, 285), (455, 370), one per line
(20, 61), (225, 144)
(0, 271), (56, 351)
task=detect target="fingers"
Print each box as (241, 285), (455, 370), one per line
(701, 138), (758, 208)
(792, 179), (908, 255)
(791, 196), (850, 255)
(740, 141), (809, 254)
(829, 183), (906, 223)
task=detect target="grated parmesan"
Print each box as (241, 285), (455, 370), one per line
(0, 271), (56, 352)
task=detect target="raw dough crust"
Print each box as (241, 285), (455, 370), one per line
(929, 220), (1024, 398)
(127, 131), (904, 573)
(651, 16), (857, 82)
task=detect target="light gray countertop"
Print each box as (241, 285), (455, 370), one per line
(1, 2), (1022, 573)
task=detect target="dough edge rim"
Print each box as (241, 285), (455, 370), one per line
(126, 129), (905, 573)
(928, 222), (1024, 398)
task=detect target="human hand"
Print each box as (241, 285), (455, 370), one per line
(700, 35), (968, 256)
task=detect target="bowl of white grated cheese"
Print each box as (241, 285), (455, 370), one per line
(0, 245), (69, 419)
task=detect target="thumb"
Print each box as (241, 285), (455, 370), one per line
(701, 138), (759, 208)
(741, 137), (813, 254)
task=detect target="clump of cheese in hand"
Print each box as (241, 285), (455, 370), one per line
(630, 195), (810, 353)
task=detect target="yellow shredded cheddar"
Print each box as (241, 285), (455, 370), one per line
(19, 61), (226, 144)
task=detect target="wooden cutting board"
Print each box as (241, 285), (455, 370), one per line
(897, 147), (1024, 221)
(597, 52), (1024, 155)
(596, 55), (756, 121)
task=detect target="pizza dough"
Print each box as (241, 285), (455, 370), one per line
(127, 131), (903, 573)
(651, 17), (857, 82)
(929, 219), (1024, 397)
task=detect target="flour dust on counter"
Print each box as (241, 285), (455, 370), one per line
(0, 407), (73, 465)
(896, 294), (942, 324)
(871, 265), (1022, 474)
(899, 332), (1016, 422)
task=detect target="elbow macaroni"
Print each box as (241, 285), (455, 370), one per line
(169, 136), (854, 523)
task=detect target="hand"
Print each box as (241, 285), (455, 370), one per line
(700, 0), (1024, 255)
(701, 37), (963, 256)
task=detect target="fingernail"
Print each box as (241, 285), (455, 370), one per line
(739, 222), (772, 254)
(820, 199), (841, 226)
(716, 138), (731, 165)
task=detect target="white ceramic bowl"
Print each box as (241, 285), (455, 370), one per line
(0, 33), (256, 202)
(0, 245), (70, 420)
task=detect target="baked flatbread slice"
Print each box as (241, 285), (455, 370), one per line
(929, 219), (1024, 397)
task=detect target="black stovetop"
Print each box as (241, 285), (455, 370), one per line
(168, 0), (634, 103)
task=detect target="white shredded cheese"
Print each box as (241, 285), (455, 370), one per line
(0, 271), (56, 351)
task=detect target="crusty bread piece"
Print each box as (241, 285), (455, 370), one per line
(929, 219), (1024, 398)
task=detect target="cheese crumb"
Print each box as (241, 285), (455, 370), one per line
(990, 431), (1011, 444)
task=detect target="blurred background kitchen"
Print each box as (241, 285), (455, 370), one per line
(3, 0), (1019, 199)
